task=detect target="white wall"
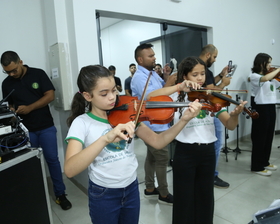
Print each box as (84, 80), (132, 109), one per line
(0, 1), (48, 75)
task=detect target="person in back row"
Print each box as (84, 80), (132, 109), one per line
(108, 65), (122, 93)
(199, 44), (231, 189)
(124, 63), (136, 96)
(131, 43), (174, 205)
(249, 53), (280, 176)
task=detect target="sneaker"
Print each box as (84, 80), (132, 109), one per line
(265, 164), (277, 171)
(214, 176), (230, 189)
(55, 194), (72, 210)
(158, 193), (173, 205)
(144, 188), (159, 198)
(254, 170), (272, 176)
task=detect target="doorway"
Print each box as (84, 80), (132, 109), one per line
(96, 11), (208, 90)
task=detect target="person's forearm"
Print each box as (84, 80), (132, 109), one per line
(224, 115), (239, 130)
(262, 68), (280, 81)
(147, 85), (177, 99)
(217, 82), (226, 89)
(214, 75), (222, 84)
(65, 136), (108, 178)
(28, 93), (54, 111)
(147, 118), (189, 149)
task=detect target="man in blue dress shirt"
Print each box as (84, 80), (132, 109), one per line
(131, 43), (173, 205)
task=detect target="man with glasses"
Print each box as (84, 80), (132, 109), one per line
(1, 51), (72, 210)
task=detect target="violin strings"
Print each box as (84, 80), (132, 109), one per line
(195, 88), (248, 93)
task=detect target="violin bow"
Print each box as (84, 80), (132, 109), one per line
(198, 88), (248, 93)
(135, 71), (153, 122)
(127, 71), (153, 143)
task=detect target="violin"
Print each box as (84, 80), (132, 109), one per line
(187, 90), (259, 119)
(107, 95), (221, 127)
(267, 67), (280, 81)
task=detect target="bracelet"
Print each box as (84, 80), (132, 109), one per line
(219, 74), (223, 78)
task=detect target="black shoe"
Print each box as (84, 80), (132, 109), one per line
(158, 193), (173, 205)
(56, 194), (72, 210)
(214, 176), (230, 189)
(144, 188), (159, 198)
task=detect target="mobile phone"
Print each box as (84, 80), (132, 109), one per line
(228, 60), (232, 73)
(227, 64), (237, 77)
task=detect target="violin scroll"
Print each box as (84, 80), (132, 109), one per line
(267, 67), (280, 81)
(188, 90), (259, 119)
(243, 107), (259, 119)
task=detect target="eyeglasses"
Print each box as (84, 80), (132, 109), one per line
(2, 64), (19, 75)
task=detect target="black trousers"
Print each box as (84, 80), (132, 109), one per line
(251, 101), (276, 171)
(172, 141), (215, 224)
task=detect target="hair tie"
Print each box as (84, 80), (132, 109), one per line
(78, 91), (82, 94)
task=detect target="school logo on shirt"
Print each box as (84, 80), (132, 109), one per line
(32, 82), (39, 89)
(270, 84), (274, 91)
(197, 110), (207, 119)
(102, 128), (126, 152)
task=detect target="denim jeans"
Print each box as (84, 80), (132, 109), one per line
(214, 117), (223, 177)
(29, 126), (66, 196)
(88, 179), (140, 224)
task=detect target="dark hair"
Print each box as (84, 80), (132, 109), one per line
(129, 63), (136, 68)
(155, 63), (162, 68)
(134, 43), (153, 63)
(1, 51), (20, 66)
(108, 65), (116, 71)
(176, 56), (206, 118)
(251, 53), (272, 74)
(67, 65), (112, 127)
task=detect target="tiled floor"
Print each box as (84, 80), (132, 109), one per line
(49, 134), (280, 224)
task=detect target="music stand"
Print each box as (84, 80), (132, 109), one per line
(232, 94), (251, 160)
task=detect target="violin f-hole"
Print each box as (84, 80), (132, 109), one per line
(129, 111), (144, 121)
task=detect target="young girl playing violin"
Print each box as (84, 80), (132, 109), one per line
(147, 56), (247, 224)
(64, 65), (202, 224)
(250, 53), (280, 176)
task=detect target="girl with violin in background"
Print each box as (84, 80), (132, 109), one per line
(250, 53), (280, 176)
(63, 65), (202, 224)
(147, 56), (247, 224)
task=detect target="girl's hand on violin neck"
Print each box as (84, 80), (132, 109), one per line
(105, 121), (135, 143)
(178, 80), (201, 92)
(230, 100), (248, 117)
(181, 99), (202, 122)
